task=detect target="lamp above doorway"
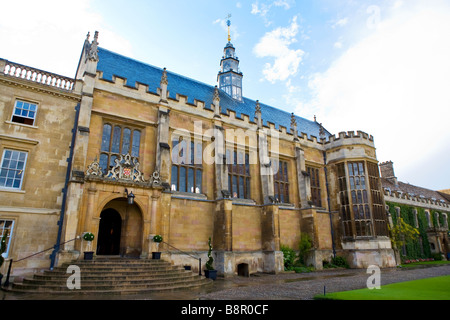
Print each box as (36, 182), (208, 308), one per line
(125, 188), (135, 205)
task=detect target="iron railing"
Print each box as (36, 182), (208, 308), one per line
(161, 241), (202, 276)
(2, 236), (80, 288)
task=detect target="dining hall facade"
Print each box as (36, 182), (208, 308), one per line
(0, 31), (399, 279)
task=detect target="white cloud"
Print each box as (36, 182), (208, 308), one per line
(273, 0), (292, 10)
(0, 0), (133, 78)
(251, 0), (293, 26)
(332, 17), (349, 28)
(254, 16), (304, 83)
(299, 2), (450, 189)
(334, 41), (343, 49)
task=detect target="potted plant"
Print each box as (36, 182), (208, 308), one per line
(83, 232), (95, 260)
(0, 230), (9, 285)
(152, 234), (163, 259)
(204, 237), (217, 280)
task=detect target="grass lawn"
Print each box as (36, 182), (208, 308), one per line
(315, 275), (450, 300)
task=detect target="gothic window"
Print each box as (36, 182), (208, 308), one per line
(171, 137), (202, 194)
(227, 149), (250, 199)
(348, 162), (372, 237)
(337, 163), (352, 238)
(0, 219), (14, 257)
(274, 160), (290, 204)
(337, 161), (389, 239)
(367, 162), (389, 236)
(99, 123), (141, 175)
(307, 166), (322, 207)
(0, 149), (27, 190)
(11, 100), (38, 126)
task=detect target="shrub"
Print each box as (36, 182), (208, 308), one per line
(331, 256), (350, 269)
(281, 245), (297, 271)
(205, 237), (214, 270)
(298, 234), (312, 265)
(432, 253), (443, 261)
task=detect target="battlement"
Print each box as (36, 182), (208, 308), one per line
(384, 188), (450, 211)
(323, 130), (375, 150)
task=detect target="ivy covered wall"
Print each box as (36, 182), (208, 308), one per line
(386, 201), (450, 260)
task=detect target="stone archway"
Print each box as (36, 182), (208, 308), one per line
(99, 198), (143, 258)
(97, 209), (122, 255)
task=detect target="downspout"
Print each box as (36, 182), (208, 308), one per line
(322, 147), (337, 259)
(49, 102), (80, 270)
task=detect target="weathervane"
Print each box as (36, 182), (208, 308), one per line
(226, 13), (232, 42)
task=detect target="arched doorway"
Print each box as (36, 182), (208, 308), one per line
(97, 209), (122, 255)
(97, 198), (143, 258)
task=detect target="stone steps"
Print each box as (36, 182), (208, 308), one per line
(6, 257), (212, 295)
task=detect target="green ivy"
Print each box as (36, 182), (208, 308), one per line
(386, 202), (436, 260)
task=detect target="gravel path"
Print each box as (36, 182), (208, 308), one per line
(198, 265), (450, 300)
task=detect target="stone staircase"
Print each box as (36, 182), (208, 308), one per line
(7, 257), (212, 296)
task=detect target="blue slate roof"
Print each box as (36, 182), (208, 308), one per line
(97, 47), (330, 140)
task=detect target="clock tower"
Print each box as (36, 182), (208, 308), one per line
(217, 17), (243, 101)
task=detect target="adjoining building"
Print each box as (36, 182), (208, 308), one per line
(1, 27), (413, 281)
(380, 161), (450, 261)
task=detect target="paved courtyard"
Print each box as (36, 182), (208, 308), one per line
(1, 264), (449, 300)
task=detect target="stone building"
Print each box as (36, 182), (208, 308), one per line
(0, 58), (80, 278)
(380, 161), (450, 261)
(1, 30), (399, 280)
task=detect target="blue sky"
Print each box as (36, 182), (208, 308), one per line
(1, 0), (449, 191)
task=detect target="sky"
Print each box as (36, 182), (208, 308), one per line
(0, 0), (449, 191)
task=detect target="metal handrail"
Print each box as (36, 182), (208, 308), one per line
(161, 241), (202, 276)
(2, 236), (79, 288)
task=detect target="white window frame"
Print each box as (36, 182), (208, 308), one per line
(11, 99), (38, 126)
(0, 149), (28, 190)
(0, 219), (15, 258)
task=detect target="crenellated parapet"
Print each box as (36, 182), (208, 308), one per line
(324, 130), (375, 149)
(383, 188), (450, 211)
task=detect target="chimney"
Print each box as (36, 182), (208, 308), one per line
(379, 161), (398, 187)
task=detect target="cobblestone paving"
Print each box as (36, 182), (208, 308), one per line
(1, 265), (449, 300)
(198, 265), (450, 300)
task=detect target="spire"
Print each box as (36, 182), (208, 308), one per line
(226, 14), (232, 43)
(319, 123), (325, 140)
(217, 15), (243, 102)
(255, 100), (262, 128)
(159, 67), (169, 105)
(87, 31), (99, 62)
(291, 113), (298, 141)
(213, 85), (221, 118)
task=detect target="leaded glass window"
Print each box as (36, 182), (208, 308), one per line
(99, 123), (141, 175)
(227, 149), (251, 199)
(307, 166), (322, 207)
(171, 137), (203, 194)
(274, 159), (290, 204)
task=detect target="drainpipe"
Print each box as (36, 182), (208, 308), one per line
(49, 103), (80, 270)
(322, 149), (337, 259)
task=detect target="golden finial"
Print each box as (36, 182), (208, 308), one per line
(226, 14), (232, 42)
